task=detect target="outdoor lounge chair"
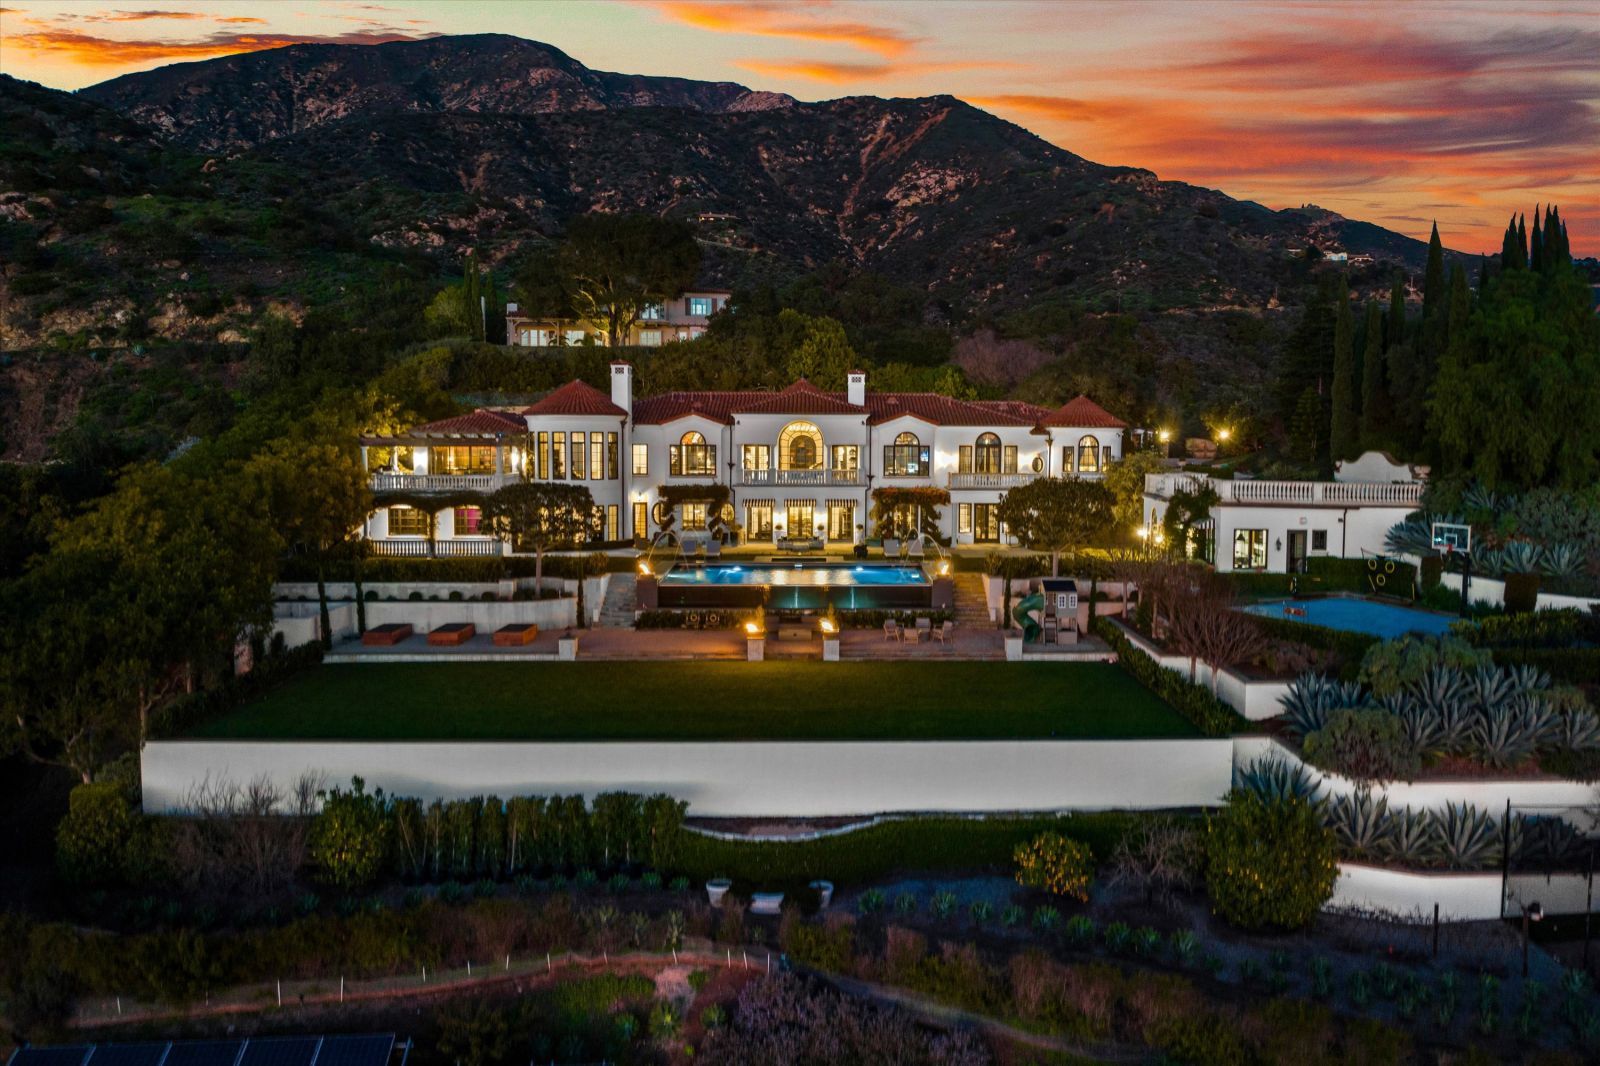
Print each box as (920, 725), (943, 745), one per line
(883, 538), (900, 557)
(883, 619), (899, 641)
(907, 538), (925, 560)
(705, 540), (722, 560)
(935, 620), (953, 644)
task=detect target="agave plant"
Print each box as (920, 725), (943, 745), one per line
(1513, 816), (1589, 868)
(1472, 707), (1540, 769)
(1432, 803), (1500, 870)
(1409, 666), (1473, 754)
(1325, 789), (1393, 859)
(1279, 674), (1367, 737)
(1556, 710), (1600, 752)
(1539, 542), (1585, 580)
(1466, 663), (1516, 715)
(1385, 519), (1439, 558)
(1498, 540), (1545, 576)
(1475, 546), (1505, 577)
(1380, 807), (1437, 868)
(1390, 694), (1445, 754)
(1235, 755), (1320, 803)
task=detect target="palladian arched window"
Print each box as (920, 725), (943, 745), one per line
(671, 429), (715, 476)
(974, 432), (1002, 474)
(779, 420), (824, 470)
(1077, 434), (1101, 474)
(885, 431), (927, 477)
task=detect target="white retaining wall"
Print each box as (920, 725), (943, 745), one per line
(362, 598), (577, 633)
(276, 575), (610, 623)
(1115, 620), (1288, 721)
(1434, 571), (1600, 612)
(141, 738), (1235, 818)
(1331, 863), (1593, 922)
(271, 601), (358, 649)
(1233, 736), (1600, 823)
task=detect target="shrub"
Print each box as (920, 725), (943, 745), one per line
(309, 777), (391, 892)
(56, 782), (166, 888)
(1093, 618), (1246, 736)
(1204, 792), (1337, 930)
(1302, 708), (1420, 782)
(1358, 633), (1491, 696)
(1013, 832), (1095, 902)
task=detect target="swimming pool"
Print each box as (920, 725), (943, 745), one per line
(1239, 597), (1457, 639)
(656, 562), (933, 610)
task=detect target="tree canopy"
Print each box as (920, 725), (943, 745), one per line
(995, 477), (1116, 576)
(556, 214), (701, 346)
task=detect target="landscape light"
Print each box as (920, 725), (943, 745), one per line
(1157, 429), (1172, 443)
(938, 562), (950, 576)
(1136, 526), (1150, 540)
(1216, 427), (1232, 442)
(638, 561), (651, 575)
(744, 621), (761, 636)
(819, 618), (836, 634)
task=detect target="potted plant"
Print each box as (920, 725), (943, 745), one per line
(558, 628), (579, 661)
(706, 877), (733, 907)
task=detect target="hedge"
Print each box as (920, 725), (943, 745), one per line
(149, 642), (324, 740)
(1487, 646), (1600, 685)
(1225, 557), (1418, 599)
(1242, 614), (1379, 681)
(278, 553), (629, 584)
(1092, 618), (1248, 737)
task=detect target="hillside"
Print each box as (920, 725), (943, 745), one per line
(79, 34), (794, 152)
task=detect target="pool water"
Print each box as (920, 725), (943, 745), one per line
(656, 561), (933, 610)
(660, 562), (929, 587)
(1240, 597), (1457, 639)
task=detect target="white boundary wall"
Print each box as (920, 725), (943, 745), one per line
(1114, 620), (1288, 721)
(1233, 736), (1600, 821)
(1434, 571), (1600, 612)
(271, 602), (358, 649)
(142, 738), (1234, 818)
(1331, 863), (1593, 922)
(362, 598), (577, 633)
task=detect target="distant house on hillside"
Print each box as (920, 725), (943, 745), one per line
(505, 289), (732, 348)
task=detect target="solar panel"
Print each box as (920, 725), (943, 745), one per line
(312, 1035), (394, 1066)
(159, 1040), (242, 1066)
(9, 1047), (92, 1066)
(238, 1039), (318, 1066)
(86, 1045), (169, 1066)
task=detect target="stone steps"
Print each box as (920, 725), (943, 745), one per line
(597, 573), (637, 628)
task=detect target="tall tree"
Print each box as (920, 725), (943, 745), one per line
(995, 477), (1115, 576)
(1329, 279), (1359, 460)
(1529, 206), (1545, 273)
(1421, 223), (1445, 326)
(559, 214), (701, 347)
(1359, 300), (1388, 446)
(482, 482), (601, 591)
(1288, 387), (1323, 465)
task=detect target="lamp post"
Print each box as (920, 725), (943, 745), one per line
(1521, 900), (1544, 977)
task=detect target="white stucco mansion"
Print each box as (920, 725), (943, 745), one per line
(359, 363), (1128, 552)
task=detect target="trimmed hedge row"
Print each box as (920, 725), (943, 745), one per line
(278, 553), (629, 583)
(1092, 618), (1247, 737)
(150, 642), (324, 740)
(1243, 614), (1379, 681)
(1225, 557), (1418, 598)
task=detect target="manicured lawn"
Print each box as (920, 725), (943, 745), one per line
(192, 662), (1198, 741)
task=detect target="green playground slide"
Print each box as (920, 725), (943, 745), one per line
(1012, 592), (1044, 642)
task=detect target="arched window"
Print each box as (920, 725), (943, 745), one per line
(974, 432), (1002, 474)
(671, 430), (715, 476)
(885, 431), (927, 477)
(894, 431), (920, 446)
(778, 420), (824, 470)
(1077, 435), (1101, 474)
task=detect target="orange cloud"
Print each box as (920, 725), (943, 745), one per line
(5, 26), (435, 65)
(81, 10), (210, 20)
(739, 57), (1010, 84)
(644, 1), (917, 58)
(215, 16), (267, 24)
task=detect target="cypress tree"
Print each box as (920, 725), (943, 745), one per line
(1422, 222), (1445, 324)
(1530, 205), (1544, 273)
(1330, 279), (1359, 461)
(1360, 300), (1387, 445)
(464, 250), (483, 340)
(1501, 219), (1519, 270)
(1517, 214), (1528, 265)
(1477, 255), (1489, 293)
(1386, 274), (1406, 350)
(1289, 387), (1323, 465)
(1443, 263), (1469, 355)
(1547, 205), (1568, 268)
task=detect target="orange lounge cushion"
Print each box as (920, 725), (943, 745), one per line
(362, 623), (413, 646)
(493, 623), (540, 646)
(427, 623), (476, 646)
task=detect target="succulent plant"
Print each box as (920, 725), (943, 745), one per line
(1103, 921), (1133, 953)
(1433, 803), (1500, 870)
(1235, 754), (1320, 803)
(1472, 707), (1539, 768)
(1381, 806), (1437, 867)
(1540, 542), (1584, 580)
(1498, 540), (1544, 576)
(1169, 929), (1199, 964)
(1557, 710), (1600, 751)
(1279, 673), (1366, 737)
(1325, 789), (1393, 858)
(1065, 914), (1096, 944)
(1513, 815), (1589, 867)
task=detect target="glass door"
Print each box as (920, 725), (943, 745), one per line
(827, 504), (855, 541)
(973, 504), (1001, 543)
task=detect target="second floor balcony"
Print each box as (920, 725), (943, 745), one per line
(1143, 472), (1425, 507)
(371, 472), (510, 493)
(742, 467), (863, 487)
(947, 471), (1037, 490)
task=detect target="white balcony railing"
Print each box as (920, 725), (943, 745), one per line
(1143, 472), (1424, 507)
(370, 538), (504, 557)
(371, 473), (504, 492)
(742, 468), (862, 487)
(947, 472), (1036, 490)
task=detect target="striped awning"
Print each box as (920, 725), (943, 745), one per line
(826, 499), (858, 508)
(743, 498), (775, 507)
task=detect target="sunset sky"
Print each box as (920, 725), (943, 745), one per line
(3, 0), (1597, 255)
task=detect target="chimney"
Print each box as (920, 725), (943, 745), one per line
(847, 370), (866, 407)
(610, 361), (633, 413)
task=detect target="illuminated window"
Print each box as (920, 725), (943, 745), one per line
(743, 444), (771, 471)
(454, 506), (482, 536)
(778, 421), (823, 470)
(884, 431), (929, 477)
(388, 506), (428, 537)
(571, 432), (586, 479)
(670, 430), (716, 476)
(1077, 435), (1101, 474)
(435, 445), (496, 475)
(632, 443), (648, 476)
(1233, 529), (1268, 571)
(680, 502), (708, 532)
(688, 296), (714, 316)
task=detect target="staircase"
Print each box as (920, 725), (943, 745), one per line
(598, 573), (638, 628)
(952, 573), (993, 628)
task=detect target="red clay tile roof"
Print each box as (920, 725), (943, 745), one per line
(629, 386), (1104, 428)
(1039, 395), (1127, 429)
(523, 379), (627, 418)
(405, 410), (527, 437)
(733, 380), (864, 417)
